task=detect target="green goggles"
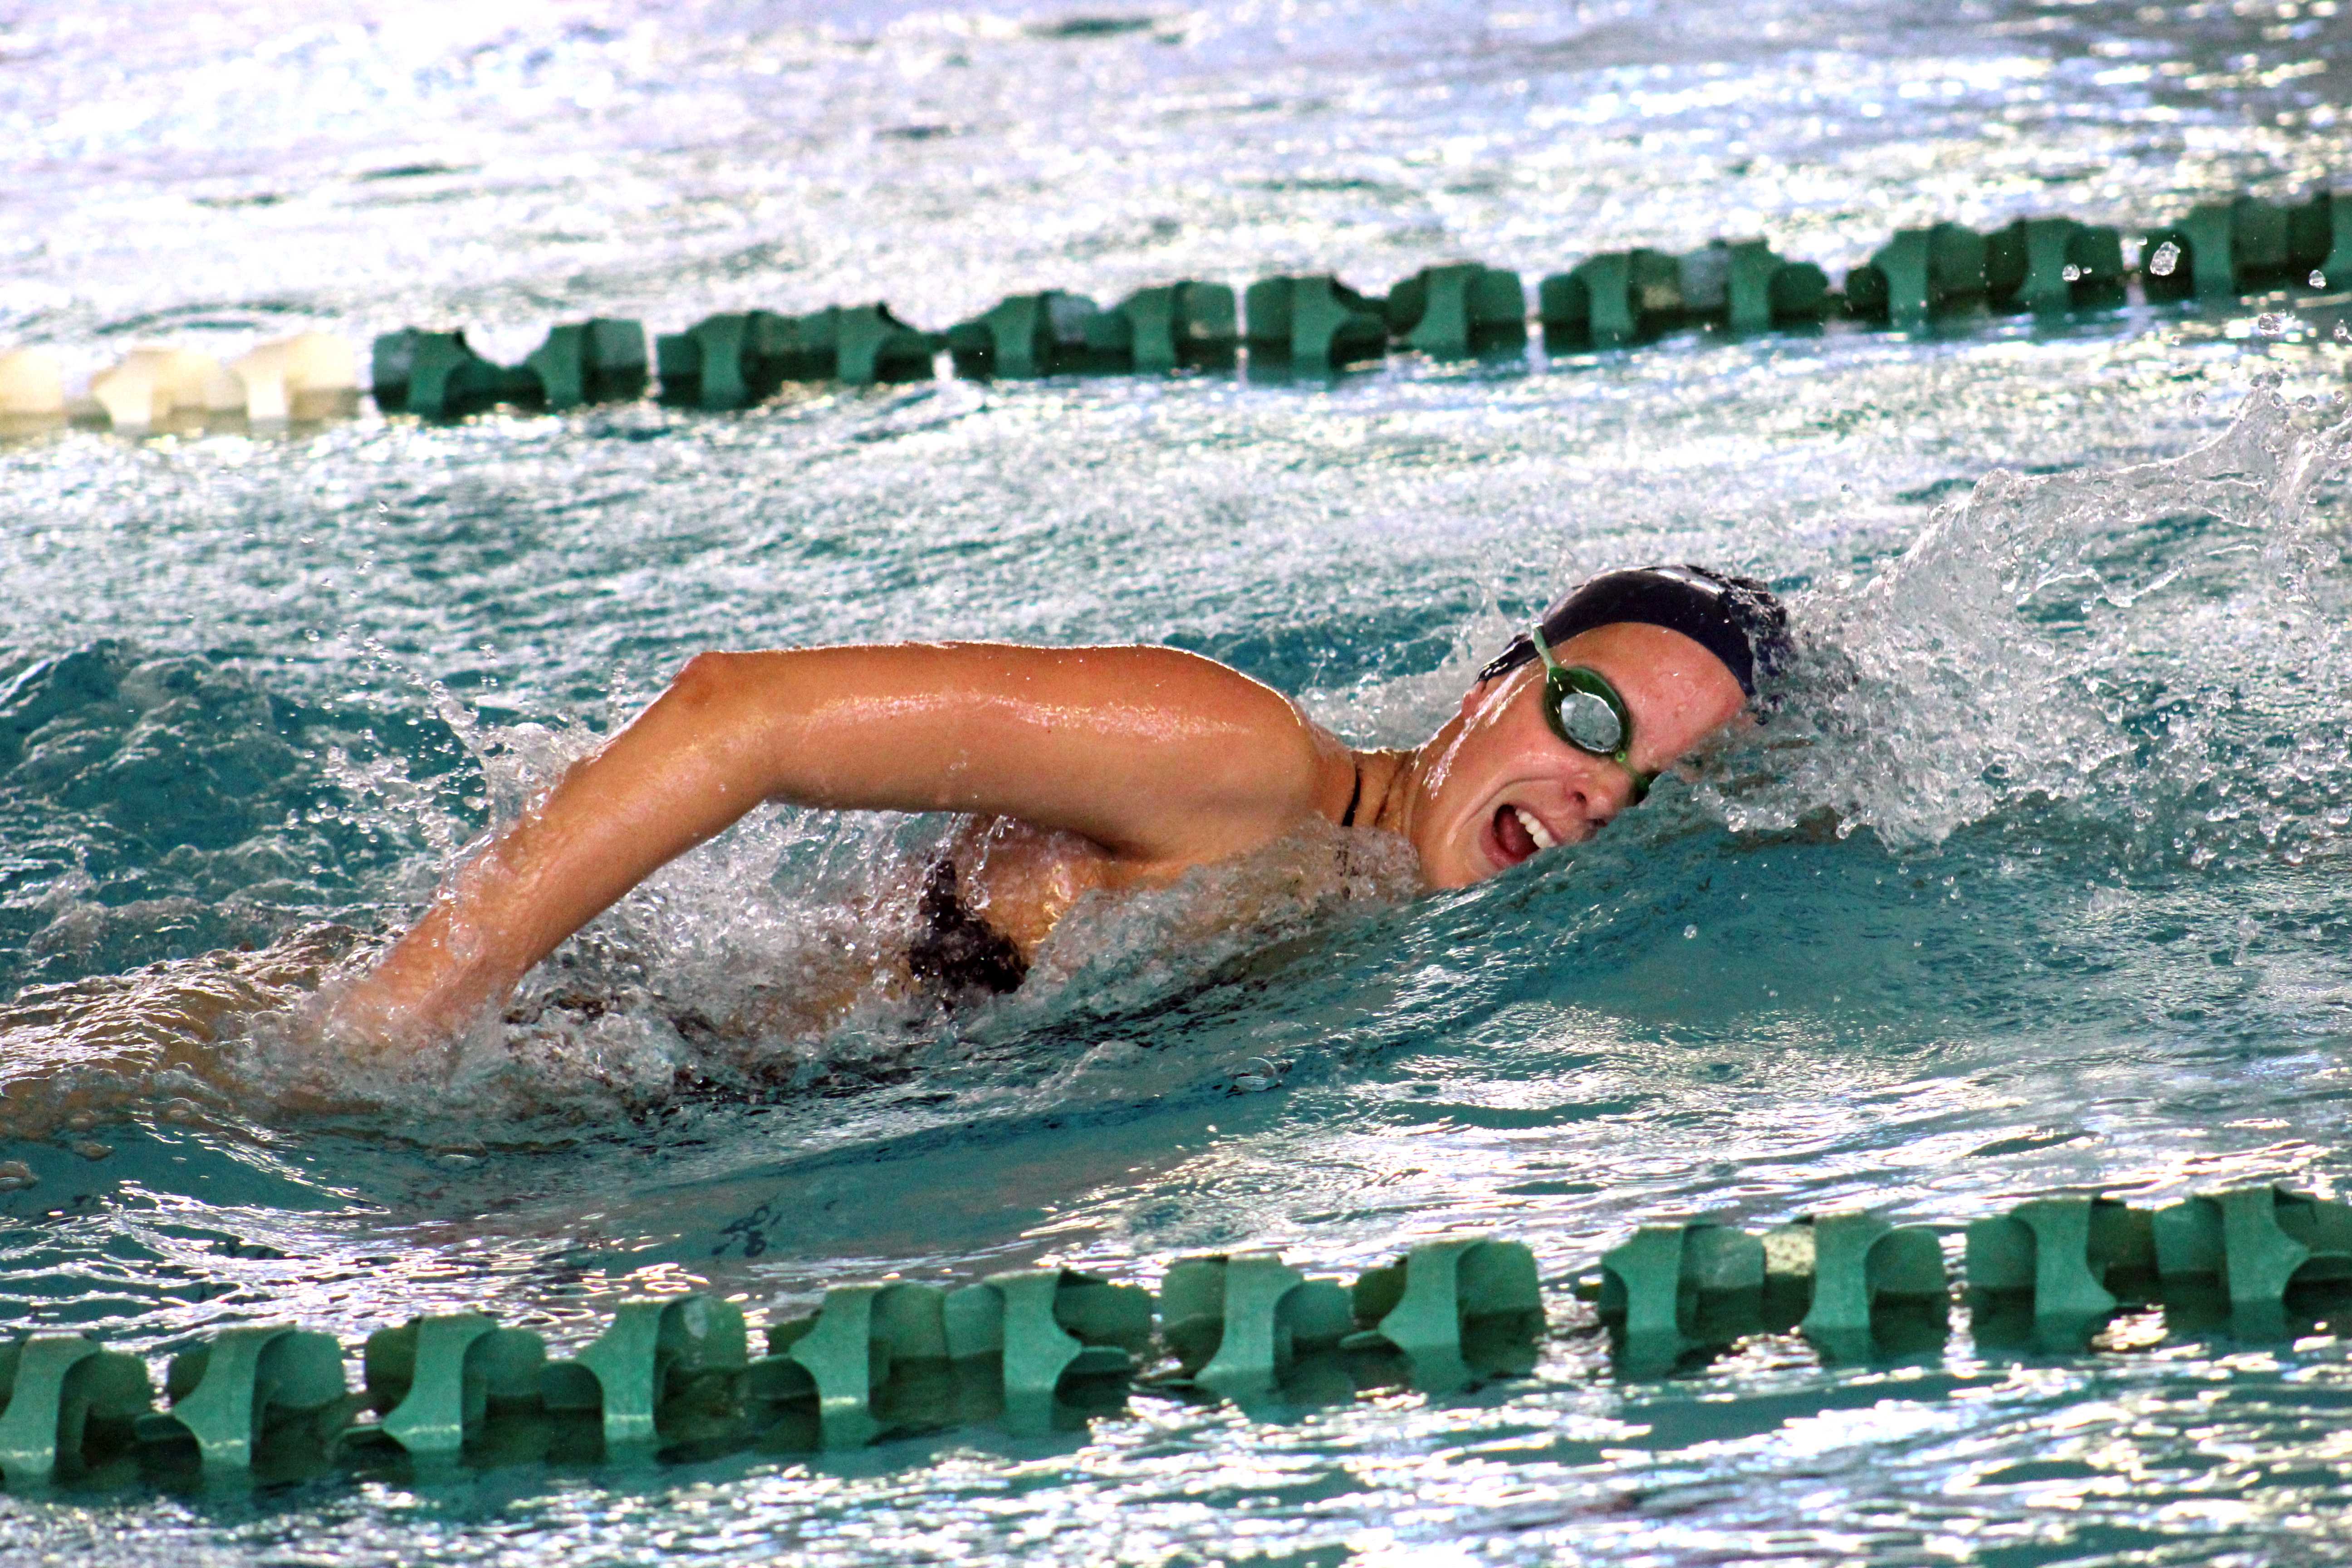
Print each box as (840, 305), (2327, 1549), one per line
(1528, 627), (1656, 804)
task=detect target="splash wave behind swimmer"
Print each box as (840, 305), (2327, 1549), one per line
(1714, 380), (2352, 859)
(9, 0), (2352, 1561)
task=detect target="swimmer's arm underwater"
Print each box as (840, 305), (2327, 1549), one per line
(327, 643), (1360, 1048)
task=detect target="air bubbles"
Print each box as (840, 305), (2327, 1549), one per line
(1683, 924), (1698, 939)
(2314, 270), (2330, 289)
(2255, 313), (2288, 338)
(2337, 322), (2351, 344)
(2148, 240), (2180, 277)
(2062, 264), (2082, 282)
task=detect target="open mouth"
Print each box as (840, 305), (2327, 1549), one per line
(1489, 803), (1557, 866)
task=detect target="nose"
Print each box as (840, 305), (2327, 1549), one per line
(1572, 760), (1639, 828)
(1551, 787), (1610, 843)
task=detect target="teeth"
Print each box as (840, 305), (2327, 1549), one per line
(1512, 806), (1557, 852)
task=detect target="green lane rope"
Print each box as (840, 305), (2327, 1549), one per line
(1242, 274), (1391, 368)
(649, 305), (937, 409)
(9, 1182), (2352, 1494)
(524, 319), (650, 409)
(345, 188), (2351, 418)
(0, 1240), (1542, 1490)
(1592, 1182), (2352, 1374)
(3, 191), (2345, 430)
(1384, 262), (1529, 355)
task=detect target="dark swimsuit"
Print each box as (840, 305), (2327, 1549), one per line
(908, 857), (1029, 1003)
(910, 759), (1361, 1006)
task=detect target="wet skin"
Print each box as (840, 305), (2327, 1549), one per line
(329, 623), (1746, 1048)
(1395, 621), (1749, 889)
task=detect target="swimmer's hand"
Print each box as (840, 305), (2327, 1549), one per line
(327, 643), (1357, 1047)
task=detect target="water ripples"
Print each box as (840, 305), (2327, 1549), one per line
(9, 0), (2352, 1561)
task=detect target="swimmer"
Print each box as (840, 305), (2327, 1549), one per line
(329, 565), (1790, 1047)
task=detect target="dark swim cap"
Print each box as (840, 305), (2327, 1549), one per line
(1478, 564), (1791, 699)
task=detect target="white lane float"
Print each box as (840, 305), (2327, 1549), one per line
(0, 333), (363, 433)
(85, 347), (246, 431)
(227, 332), (360, 421)
(0, 348), (67, 425)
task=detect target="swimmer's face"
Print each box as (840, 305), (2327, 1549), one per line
(1410, 622), (1747, 889)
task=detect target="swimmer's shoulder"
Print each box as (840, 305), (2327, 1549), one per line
(1073, 643), (1361, 843)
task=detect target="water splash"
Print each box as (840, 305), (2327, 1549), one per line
(1700, 383), (2352, 858)
(0, 922), (365, 1140)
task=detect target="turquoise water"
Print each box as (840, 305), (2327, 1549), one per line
(8, 0), (2352, 1561)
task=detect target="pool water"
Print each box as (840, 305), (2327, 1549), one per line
(8, 0), (2352, 1561)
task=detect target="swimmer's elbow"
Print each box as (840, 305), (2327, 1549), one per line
(656, 649), (847, 803)
(667, 650), (753, 712)
(644, 652), (793, 795)
(662, 650), (796, 745)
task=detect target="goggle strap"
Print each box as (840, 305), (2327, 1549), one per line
(1528, 623), (1565, 676)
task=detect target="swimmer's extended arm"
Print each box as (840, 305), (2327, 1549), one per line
(328, 643), (1356, 1046)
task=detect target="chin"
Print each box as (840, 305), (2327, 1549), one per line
(1408, 816), (1505, 890)
(1426, 847), (1490, 891)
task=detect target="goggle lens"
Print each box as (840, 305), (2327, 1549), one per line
(1527, 626), (1656, 804)
(1554, 686), (1624, 753)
